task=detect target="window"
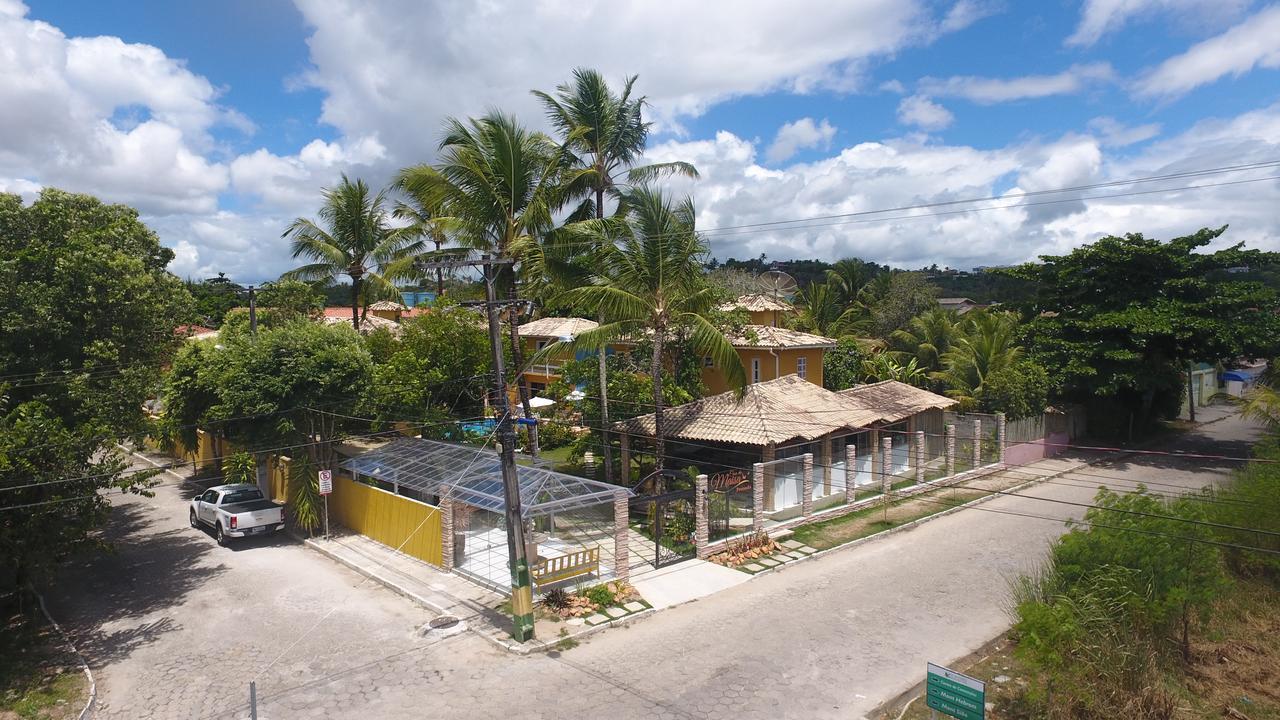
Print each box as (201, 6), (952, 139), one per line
(796, 356), (808, 379)
(751, 357), (761, 383)
(535, 340), (548, 351)
(703, 356), (714, 367)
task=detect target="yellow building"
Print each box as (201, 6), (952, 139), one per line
(719, 293), (792, 327)
(703, 325), (836, 395)
(517, 316), (600, 394)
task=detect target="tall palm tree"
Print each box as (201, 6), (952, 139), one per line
(534, 68), (699, 483)
(391, 194), (456, 297)
(888, 308), (963, 374)
(937, 310), (1023, 405)
(794, 281), (860, 338)
(562, 187), (744, 478)
(397, 112), (566, 453)
(281, 175), (420, 331)
(861, 354), (929, 387)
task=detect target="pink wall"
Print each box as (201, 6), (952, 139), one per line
(1004, 432), (1069, 466)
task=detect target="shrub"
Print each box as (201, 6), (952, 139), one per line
(582, 584), (616, 608)
(978, 360), (1049, 420)
(222, 452), (256, 485)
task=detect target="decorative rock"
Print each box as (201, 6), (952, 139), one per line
(585, 614), (608, 625)
(605, 607), (627, 619)
(623, 601), (645, 613)
(994, 675), (1010, 684)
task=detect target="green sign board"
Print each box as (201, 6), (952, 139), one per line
(926, 662), (985, 720)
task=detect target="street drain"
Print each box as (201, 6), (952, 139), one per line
(425, 615), (466, 637)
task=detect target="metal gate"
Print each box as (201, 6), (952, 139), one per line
(629, 488), (697, 568)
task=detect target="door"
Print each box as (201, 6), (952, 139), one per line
(630, 489), (697, 568)
(198, 489), (219, 524)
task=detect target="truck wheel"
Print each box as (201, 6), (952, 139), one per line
(216, 523), (229, 547)
(189, 509), (198, 528)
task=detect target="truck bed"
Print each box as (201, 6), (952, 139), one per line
(222, 499), (281, 515)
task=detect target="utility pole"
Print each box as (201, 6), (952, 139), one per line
(421, 254), (535, 642)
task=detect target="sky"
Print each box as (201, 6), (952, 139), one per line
(2, 0), (1279, 283)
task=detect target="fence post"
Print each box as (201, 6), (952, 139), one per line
(801, 453), (814, 516)
(945, 424), (956, 477)
(997, 412), (1007, 465)
(881, 436), (893, 519)
(844, 444), (857, 504)
(619, 433), (631, 485)
(914, 431), (925, 485)
(973, 419), (982, 468)
(439, 485), (455, 572)
(613, 489), (630, 582)
(752, 462), (765, 533)
(695, 474), (710, 558)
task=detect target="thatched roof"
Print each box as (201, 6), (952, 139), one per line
(615, 374), (884, 447)
(839, 380), (956, 424)
(519, 317), (598, 339)
(727, 325), (837, 349)
(719, 293), (793, 313)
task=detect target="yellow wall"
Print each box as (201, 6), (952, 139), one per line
(327, 471), (443, 566)
(747, 309), (783, 326)
(369, 308), (403, 322)
(702, 347), (827, 395)
(268, 455), (291, 503)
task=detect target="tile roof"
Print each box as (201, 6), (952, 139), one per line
(518, 317), (598, 339)
(321, 312), (401, 335)
(615, 374), (885, 447)
(719, 293), (793, 313)
(368, 300), (409, 311)
(728, 324), (837, 349)
(838, 380), (956, 424)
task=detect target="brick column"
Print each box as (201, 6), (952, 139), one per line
(439, 486), (455, 572)
(914, 430), (925, 485)
(997, 412), (1007, 465)
(820, 434), (832, 496)
(844, 444), (857, 504)
(613, 489), (630, 582)
(801, 453), (814, 516)
(973, 419), (982, 468)
(619, 432), (630, 485)
(752, 462), (765, 533)
(945, 424), (956, 477)
(695, 474), (710, 558)
(881, 436), (893, 506)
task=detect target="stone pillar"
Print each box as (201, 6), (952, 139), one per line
(761, 444), (776, 513)
(439, 486), (455, 572)
(752, 462), (765, 533)
(972, 419), (982, 468)
(997, 412), (1007, 465)
(613, 489), (630, 582)
(881, 436), (893, 504)
(801, 453), (814, 516)
(945, 423), (956, 477)
(619, 432), (631, 485)
(695, 474), (710, 558)
(914, 430), (925, 485)
(844, 444), (857, 504)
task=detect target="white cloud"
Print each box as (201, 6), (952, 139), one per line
(897, 95), (954, 130)
(230, 136), (387, 213)
(1134, 5), (1280, 99)
(1087, 116), (1161, 146)
(940, 0), (1001, 33)
(1066, 0), (1252, 47)
(765, 118), (838, 164)
(919, 63), (1115, 103)
(879, 79), (907, 94)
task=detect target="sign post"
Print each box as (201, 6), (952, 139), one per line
(926, 662), (985, 720)
(318, 469), (333, 539)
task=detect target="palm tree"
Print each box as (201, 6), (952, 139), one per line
(397, 113), (566, 453)
(794, 281), (861, 338)
(888, 308), (963, 374)
(281, 175), (420, 331)
(562, 187), (745, 478)
(534, 68), (699, 483)
(391, 193), (456, 297)
(861, 354), (929, 387)
(937, 310), (1023, 405)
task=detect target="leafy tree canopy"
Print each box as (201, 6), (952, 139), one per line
(823, 337), (866, 391)
(977, 359), (1049, 420)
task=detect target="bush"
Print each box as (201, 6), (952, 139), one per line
(535, 420), (576, 451)
(978, 360), (1049, 420)
(582, 584), (616, 608)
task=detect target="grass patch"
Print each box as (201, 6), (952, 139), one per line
(1, 606), (86, 720)
(790, 489), (985, 551)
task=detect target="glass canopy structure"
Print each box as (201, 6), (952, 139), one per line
(339, 437), (632, 518)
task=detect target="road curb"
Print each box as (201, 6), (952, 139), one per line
(33, 589), (96, 720)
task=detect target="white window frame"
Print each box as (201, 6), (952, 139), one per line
(751, 357), (761, 383)
(796, 356), (807, 379)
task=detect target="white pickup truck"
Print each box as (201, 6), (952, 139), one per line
(189, 484), (286, 546)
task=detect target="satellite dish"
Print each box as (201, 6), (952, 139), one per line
(756, 270), (798, 300)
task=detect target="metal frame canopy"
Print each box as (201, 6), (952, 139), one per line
(340, 437), (632, 518)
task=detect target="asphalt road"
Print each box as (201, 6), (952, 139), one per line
(50, 412), (1261, 719)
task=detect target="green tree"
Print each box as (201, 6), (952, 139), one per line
(887, 308), (963, 375)
(977, 359), (1049, 420)
(0, 189), (191, 592)
(1005, 227), (1280, 436)
(397, 112), (567, 454)
(534, 67), (699, 483)
(562, 187), (745, 476)
(860, 353), (928, 387)
(823, 337), (866, 390)
(936, 310), (1023, 407)
(793, 281), (863, 337)
(867, 271), (939, 338)
(281, 175), (421, 332)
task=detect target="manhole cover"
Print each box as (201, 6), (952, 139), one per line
(429, 616), (460, 630)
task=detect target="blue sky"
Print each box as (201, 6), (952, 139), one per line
(2, 0), (1279, 282)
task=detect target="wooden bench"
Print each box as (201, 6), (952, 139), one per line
(531, 547), (600, 586)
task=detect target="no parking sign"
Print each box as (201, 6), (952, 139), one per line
(318, 469), (333, 495)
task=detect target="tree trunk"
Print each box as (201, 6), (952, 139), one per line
(350, 274), (362, 332)
(506, 278), (538, 456)
(651, 328), (666, 484)
(593, 187), (614, 484)
(434, 233), (445, 297)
